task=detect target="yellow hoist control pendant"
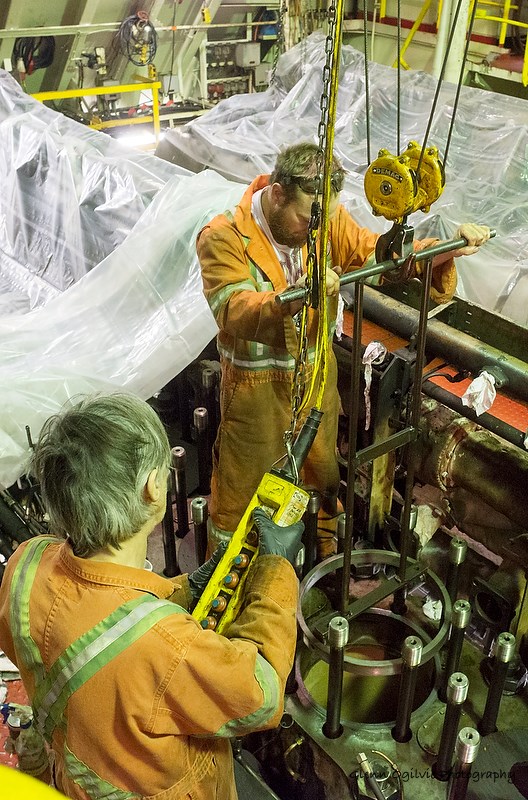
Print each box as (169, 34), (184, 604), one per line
(192, 473), (310, 634)
(364, 142), (445, 222)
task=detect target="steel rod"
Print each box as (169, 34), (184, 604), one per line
(393, 258), (433, 614)
(391, 635), (423, 742)
(446, 538), (467, 604)
(171, 446), (189, 539)
(276, 231), (496, 305)
(322, 617), (349, 739)
(191, 497), (209, 568)
(302, 489), (320, 577)
(478, 632), (516, 736)
(340, 280), (364, 616)
(161, 482), (179, 578)
(433, 672), (469, 781)
(447, 728), (480, 800)
(194, 407), (211, 496)
(440, 599), (472, 703)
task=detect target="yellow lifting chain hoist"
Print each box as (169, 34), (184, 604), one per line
(364, 140), (445, 223)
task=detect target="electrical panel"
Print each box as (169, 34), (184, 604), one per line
(234, 42), (261, 68)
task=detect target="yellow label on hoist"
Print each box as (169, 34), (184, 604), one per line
(192, 473), (309, 634)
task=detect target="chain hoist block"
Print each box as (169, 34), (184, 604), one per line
(403, 140), (445, 213)
(364, 148), (418, 222)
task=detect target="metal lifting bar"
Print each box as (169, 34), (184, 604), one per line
(275, 231), (497, 306)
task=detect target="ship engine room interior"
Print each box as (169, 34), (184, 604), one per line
(0, 0), (527, 799)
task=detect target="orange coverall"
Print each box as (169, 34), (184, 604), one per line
(197, 175), (456, 553)
(0, 536), (298, 800)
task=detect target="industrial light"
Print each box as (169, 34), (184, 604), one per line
(114, 128), (164, 148)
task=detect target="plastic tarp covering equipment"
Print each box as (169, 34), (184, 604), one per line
(0, 70), (243, 487)
(160, 33), (528, 328)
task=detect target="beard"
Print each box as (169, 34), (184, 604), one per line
(267, 206), (307, 249)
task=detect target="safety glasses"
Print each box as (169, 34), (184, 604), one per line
(289, 169), (345, 195)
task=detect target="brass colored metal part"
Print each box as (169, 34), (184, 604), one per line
(283, 737), (307, 783)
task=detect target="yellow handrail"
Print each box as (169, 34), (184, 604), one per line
(378, 0), (528, 84)
(392, 0), (433, 69)
(31, 81), (162, 143)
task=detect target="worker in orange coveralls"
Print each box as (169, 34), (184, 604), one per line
(197, 141), (490, 559)
(0, 392), (303, 800)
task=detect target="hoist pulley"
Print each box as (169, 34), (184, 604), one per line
(364, 141), (445, 223)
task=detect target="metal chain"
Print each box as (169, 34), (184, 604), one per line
(270, 0), (287, 86)
(300, 12), (307, 75)
(285, 3), (338, 449)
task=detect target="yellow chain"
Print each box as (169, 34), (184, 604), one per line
(286, 0), (345, 448)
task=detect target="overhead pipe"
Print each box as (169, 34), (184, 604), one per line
(421, 381), (526, 451)
(0, 20), (275, 39)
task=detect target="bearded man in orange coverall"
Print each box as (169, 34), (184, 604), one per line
(197, 141), (490, 559)
(0, 393), (303, 800)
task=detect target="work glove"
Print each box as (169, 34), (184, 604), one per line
(253, 507), (304, 566)
(188, 541), (228, 600)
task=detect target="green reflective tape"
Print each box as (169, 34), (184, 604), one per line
(36, 598), (185, 740)
(209, 280), (256, 316)
(63, 743), (140, 800)
(214, 654), (280, 737)
(10, 537), (59, 683)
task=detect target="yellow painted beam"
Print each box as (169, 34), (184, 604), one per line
(475, 10), (528, 26)
(392, 0), (432, 69)
(524, 32), (528, 86)
(31, 81), (161, 101)
(31, 82), (162, 144)
(500, 0), (513, 45)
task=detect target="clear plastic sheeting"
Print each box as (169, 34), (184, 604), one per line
(0, 70), (191, 313)
(0, 167), (244, 488)
(161, 32), (528, 326)
(0, 70), (244, 487)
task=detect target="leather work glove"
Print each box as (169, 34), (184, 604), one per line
(188, 542), (228, 600)
(253, 507), (304, 566)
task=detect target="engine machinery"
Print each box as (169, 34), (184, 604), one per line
(2, 242), (528, 799)
(166, 259), (528, 800)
